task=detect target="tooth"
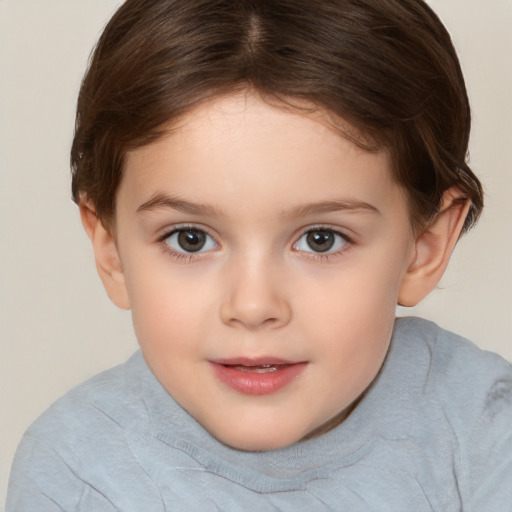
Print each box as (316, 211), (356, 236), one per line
(231, 365), (280, 373)
(253, 366), (278, 373)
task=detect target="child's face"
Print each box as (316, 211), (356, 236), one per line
(112, 92), (416, 450)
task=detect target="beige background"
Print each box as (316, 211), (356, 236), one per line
(1, 0), (511, 503)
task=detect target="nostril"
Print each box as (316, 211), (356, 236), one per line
(220, 301), (291, 330)
(219, 271), (292, 330)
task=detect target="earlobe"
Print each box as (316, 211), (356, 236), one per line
(79, 200), (131, 310)
(398, 188), (471, 307)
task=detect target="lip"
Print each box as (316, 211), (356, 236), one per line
(209, 357), (308, 396)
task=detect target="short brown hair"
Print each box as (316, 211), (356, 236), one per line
(71, 0), (483, 232)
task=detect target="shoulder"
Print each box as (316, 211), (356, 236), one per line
(391, 317), (511, 398)
(6, 351), (167, 510)
(390, 317), (512, 508)
(390, 316), (511, 419)
(376, 316), (511, 429)
(10, 350), (158, 485)
(24, 351), (149, 444)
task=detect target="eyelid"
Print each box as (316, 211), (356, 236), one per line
(157, 223), (220, 259)
(292, 225), (353, 258)
(294, 225), (353, 243)
(157, 223), (218, 242)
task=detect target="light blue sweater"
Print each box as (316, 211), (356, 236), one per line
(6, 318), (512, 511)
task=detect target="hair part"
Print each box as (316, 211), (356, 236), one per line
(71, 0), (483, 232)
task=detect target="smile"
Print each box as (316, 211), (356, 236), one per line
(209, 358), (307, 396)
(230, 364), (283, 373)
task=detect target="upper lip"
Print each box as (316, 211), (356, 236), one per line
(210, 357), (302, 366)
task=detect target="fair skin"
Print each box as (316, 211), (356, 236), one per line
(81, 92), (469, 451)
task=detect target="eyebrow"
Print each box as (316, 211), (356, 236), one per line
(137, 194), (223, 217)
(282, 199), (380, 219)
(136, 193), (380, 218)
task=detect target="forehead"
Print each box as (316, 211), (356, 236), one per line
(165, 92), (379, 154)
(120, 92), (406, 221)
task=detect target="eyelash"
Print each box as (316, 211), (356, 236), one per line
(293, 226), (353, 262)
(156, 225), (353, 263)
(157, 225), (219, 263)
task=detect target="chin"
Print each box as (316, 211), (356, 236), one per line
(213, 425), (306, 452)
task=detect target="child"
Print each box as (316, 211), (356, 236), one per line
(6, 0), (511, 509)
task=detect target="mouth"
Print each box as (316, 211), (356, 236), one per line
(228, 364), (286, 373)
(209, 358), (307, 396)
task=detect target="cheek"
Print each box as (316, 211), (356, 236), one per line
(295, 248), (406, 362)
(299, 251), (405, 322)
(126, 265), (209, 352)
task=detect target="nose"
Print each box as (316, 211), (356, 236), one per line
(219, 258), (292, 331)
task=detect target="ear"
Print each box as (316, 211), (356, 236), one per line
(79, 200), (131, 310)
(398, 188), (471, 307)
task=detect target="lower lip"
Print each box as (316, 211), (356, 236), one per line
(210, 362), (307, 396)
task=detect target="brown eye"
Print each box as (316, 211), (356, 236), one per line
(294, 229), (348, 254)
(177, 230), (206, 252)
(306, 230), (335, 252)
(164, 228), (217, 254)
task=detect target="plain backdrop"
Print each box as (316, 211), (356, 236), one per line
(1, 0), (511, 502)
